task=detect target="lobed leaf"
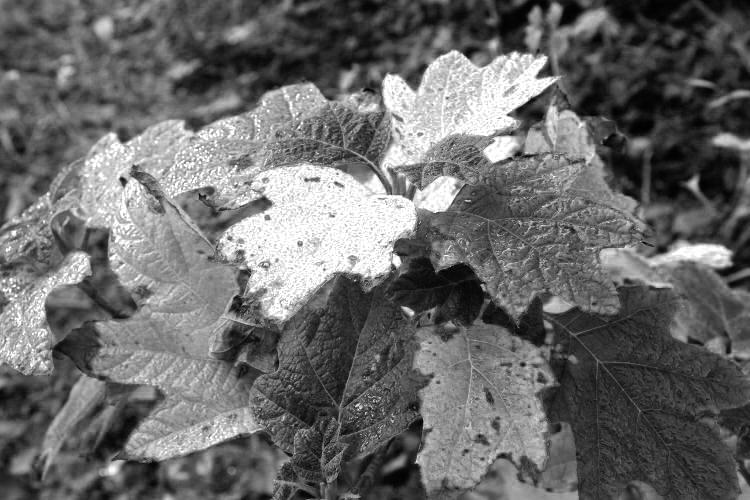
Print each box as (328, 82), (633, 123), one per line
(424, 153), (645, 317)
(58, 171), (257, 461)
(217, 164), (416, 326)
(547, 285), (750, 500)
(251, 276), (421, 462)
(386, 258), (483, 326)
(383, 51), (556, 164)
(413, 323), (552, 497)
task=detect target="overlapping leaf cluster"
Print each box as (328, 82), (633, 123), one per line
(2, 49), (749, 500)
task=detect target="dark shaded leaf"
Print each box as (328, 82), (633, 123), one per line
(399, 135), (493, 189)
(262, 102), (392, 193)
(57, 171), (258, 461)
(547, 286), (750, 500)
(387, 258), (483, 326)
(291, 417), (347, 484)
(425, 155), (645, 317)
(251, 276), (421, 459)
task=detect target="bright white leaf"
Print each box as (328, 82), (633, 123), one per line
(217, 164), (417, 326)
(383, 51), (556, 164)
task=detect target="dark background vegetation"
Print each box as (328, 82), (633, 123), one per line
(2, 0), (750, 498)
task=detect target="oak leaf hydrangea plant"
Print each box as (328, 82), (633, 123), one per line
(2, 50), (750, 500)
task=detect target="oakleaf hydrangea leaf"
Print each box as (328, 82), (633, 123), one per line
(217, 164), (416, 326)
(399, 134), (493, 189)
(58, 171), (257, 461)
(251, 276), (420, 460)
(386, 258), (483, 326)
(290, 417), (347, 484)
(383, 51), (557, 164)
(0, 251), (90, 375)
(414, 323), (553, 496)
(525, 102), (637, 213)
(424, 154), (645, 317)
(601, 249), (750, 345)
(262, 102), (392, 193)
(161, 83), (328, 209)
(547, 286), (750, 500)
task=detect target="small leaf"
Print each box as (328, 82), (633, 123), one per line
(383, 51), (556, 163)
(414, 323), (553, 496)
(602, 249), (750, 345)
(251, 276), (421, 458)
(263, 102), (392, 192)
(291, 417), (347, 484)
(0, 251), (90, 375)
(547, 285), (750, 500)
(387, 258), (483, 326)
(218, 164), (416, 326)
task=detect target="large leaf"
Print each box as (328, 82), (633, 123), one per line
(217, 164), (416, 326)
(547, 286), (750, 500)
(0, 251), (90, 375)
(383, 51), (556, 164)
(424, 153), (645, 317)
(58, 170), (259, 461)
(414, 323), (553, 497)
(251, 276), (420, 463)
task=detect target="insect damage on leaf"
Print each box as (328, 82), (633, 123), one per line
(383, 51), (557, 165)
(57, 171), (258, 461)
(424, 153), (646, 318)
(413, 322), (553, 496)
(217, 164), (416, 326)
(250, 276), (421, 467)
(547, 285), (750, 500)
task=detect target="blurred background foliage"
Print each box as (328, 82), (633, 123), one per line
(2, 0), (750, 498)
